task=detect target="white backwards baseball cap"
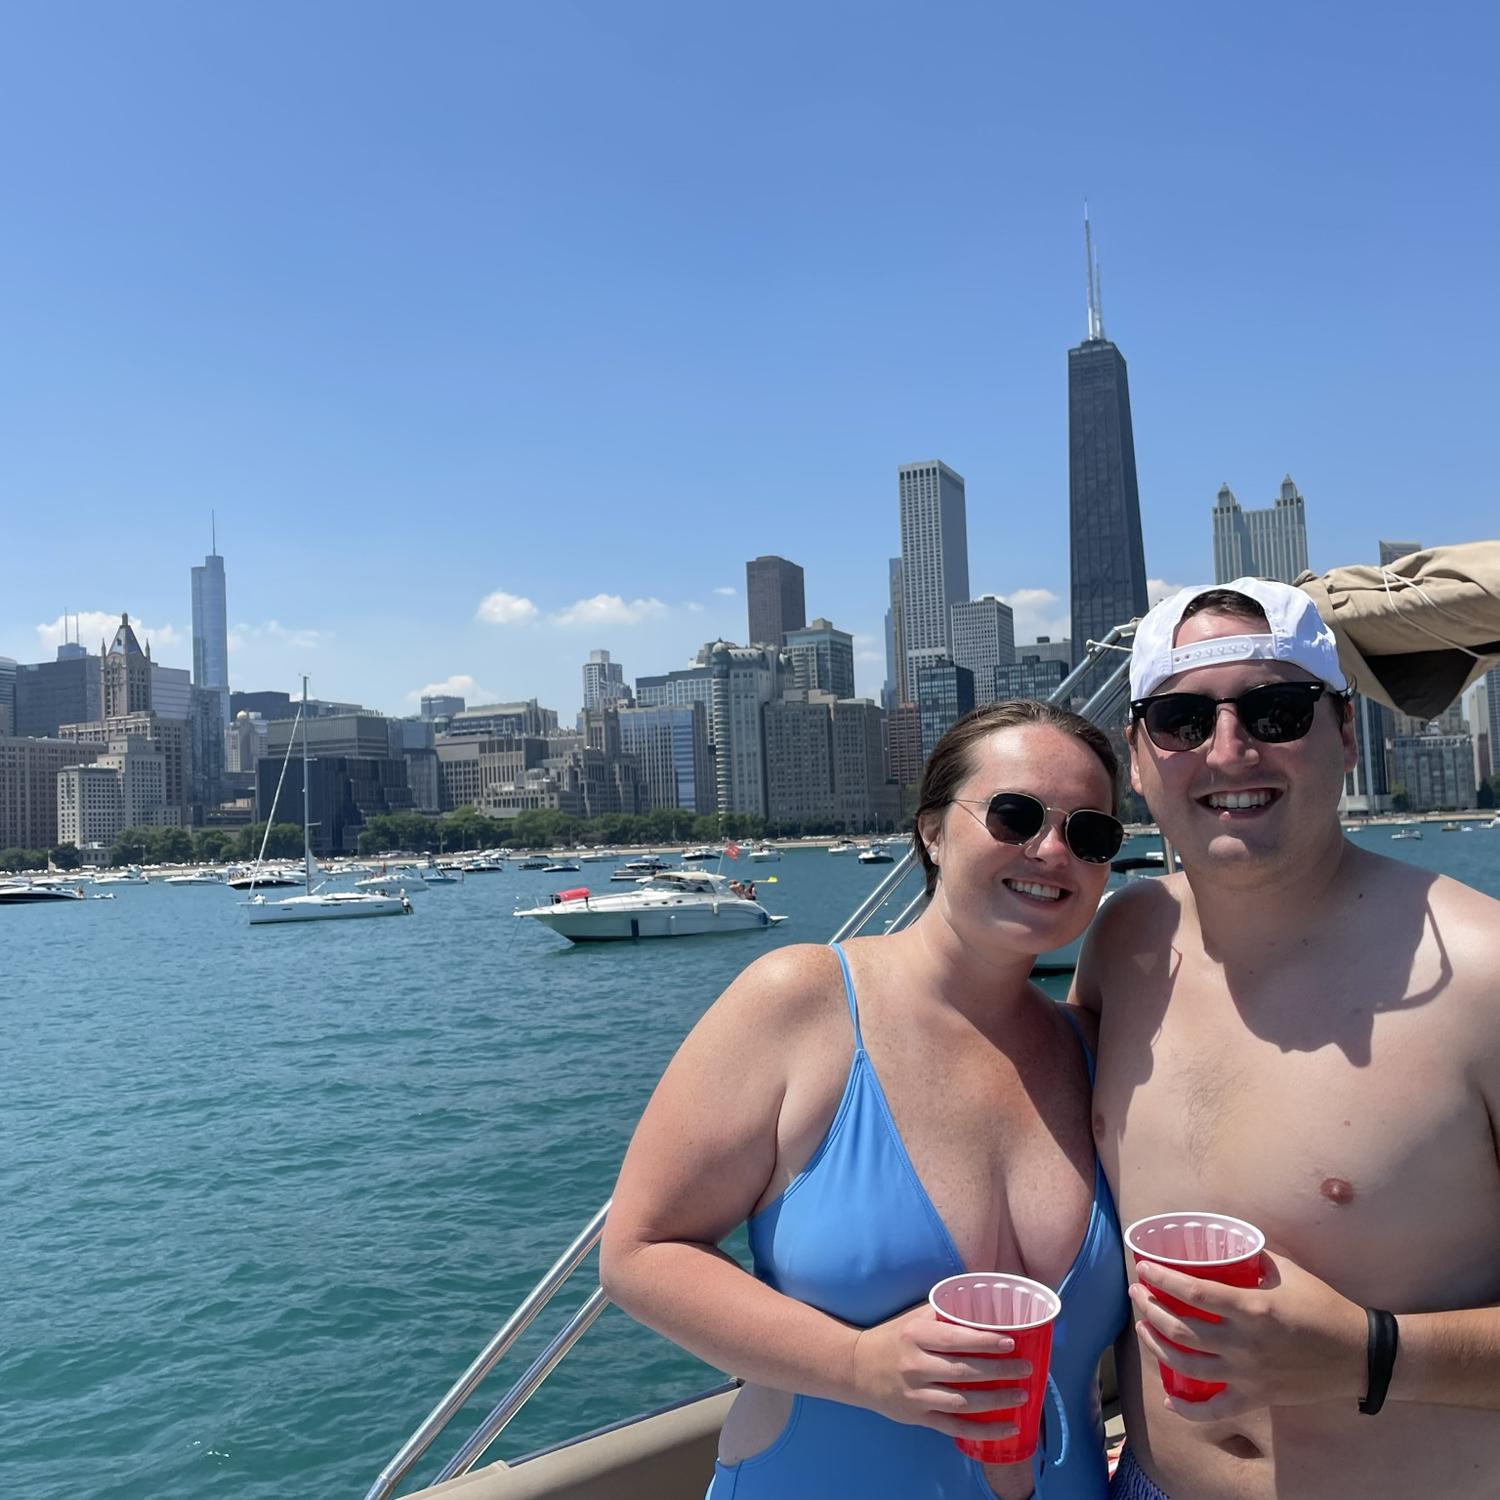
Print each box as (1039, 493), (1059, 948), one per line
(1129, 577), (1350, 701)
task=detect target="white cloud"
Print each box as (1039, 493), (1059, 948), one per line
(476, 590), (539, 625)
(228, 619), (323, 652)
(685, 601), (705, 613)
(37, 610), (182, 654)
(407, 673), (496, 704)
(550, 594), (669, 628)
(995, 587), (1071, 645)
(712, 585), (737, 597)
(1147, 578), (1185, 606)
(854, 649), (884, 664)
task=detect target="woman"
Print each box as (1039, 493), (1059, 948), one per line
(600, 700), (1130, 1498)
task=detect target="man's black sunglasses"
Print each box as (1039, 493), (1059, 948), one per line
(1130, 681), (1343, 752)
(951, 792), (1124, 865)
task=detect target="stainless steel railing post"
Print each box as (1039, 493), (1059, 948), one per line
(361, 1202), (610, 1500)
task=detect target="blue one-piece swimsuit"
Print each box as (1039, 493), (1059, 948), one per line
(706, 944), (1128, 1499)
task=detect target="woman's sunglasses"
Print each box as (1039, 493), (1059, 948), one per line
(1130, 681), (1340, 753)
(951, 792), (1124, 864)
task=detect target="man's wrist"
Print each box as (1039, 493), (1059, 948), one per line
(1358, 1308), (1400, 1415)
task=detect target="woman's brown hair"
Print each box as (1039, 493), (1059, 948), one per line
(912, 700), (1118, 896)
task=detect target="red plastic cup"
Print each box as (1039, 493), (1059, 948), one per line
(929, 1272), (1061, 1464)
(1124, 1211), (1265, 1402)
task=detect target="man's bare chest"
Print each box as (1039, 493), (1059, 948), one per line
(1097, 971), (1500, 1305)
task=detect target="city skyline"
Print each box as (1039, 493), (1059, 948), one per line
(3, 7), (1498, 721)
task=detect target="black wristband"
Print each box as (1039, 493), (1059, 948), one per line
(1358, 1307), (1399, 1415)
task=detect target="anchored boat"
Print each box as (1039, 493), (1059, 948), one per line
(515, 870), (787, 942)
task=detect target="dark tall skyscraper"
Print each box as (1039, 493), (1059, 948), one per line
(745, 555), (806, 647)
(1068, 211), (1147, 677)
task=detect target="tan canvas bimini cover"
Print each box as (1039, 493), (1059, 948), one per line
(1295, 541), (1500, 718)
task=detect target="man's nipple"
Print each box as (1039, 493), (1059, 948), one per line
(1320, 1176), (1355, 1206)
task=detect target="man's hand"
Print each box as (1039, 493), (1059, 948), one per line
(1130, 1250), (1368, 1420)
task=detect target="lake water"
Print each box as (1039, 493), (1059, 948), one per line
(5, 827), (1498, 1498)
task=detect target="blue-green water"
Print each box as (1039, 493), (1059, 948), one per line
(5, 830), (1498, 1499)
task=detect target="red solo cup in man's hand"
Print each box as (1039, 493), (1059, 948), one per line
(1124, 1212), (1265, 1402)
(929, 1273), (1061, 1464)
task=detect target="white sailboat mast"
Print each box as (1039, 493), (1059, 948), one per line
(302, 674), (316, 891)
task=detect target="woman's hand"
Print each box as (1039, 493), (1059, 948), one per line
(1131, 1250), (1367, 1420)
(850, 1303), (1032, 1439)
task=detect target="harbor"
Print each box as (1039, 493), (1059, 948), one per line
(5, 830), (1498, 1498)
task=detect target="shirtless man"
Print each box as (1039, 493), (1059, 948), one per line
(1074, 578), (1500, 1500)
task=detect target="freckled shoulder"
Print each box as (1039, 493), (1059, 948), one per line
(707, 941), (849, 1037)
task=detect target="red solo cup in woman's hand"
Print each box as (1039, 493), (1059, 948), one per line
(1124, 1212), (1265, 1402)
(929, 1273), (1061, 1463)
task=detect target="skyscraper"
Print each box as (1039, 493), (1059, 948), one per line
(883, 558), (906, 710)
(191, 528), (230, 730)
(1379, 539), (1422, 566)
(745, 556), (806, 648)
(1068, 211), (1147, 671)
(1212, 476), (1309, 584)
(950, 597), (1016, 707)
(102, 614), (153, 718)
(899, 460), (970, 693)
(784, 618), (855, 700)
(581, 649), (629, 711)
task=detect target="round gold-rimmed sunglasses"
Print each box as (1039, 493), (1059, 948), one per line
(950, 792), (1124, 864)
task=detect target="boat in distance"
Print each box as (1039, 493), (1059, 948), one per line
(514, 870), (788, 942)
(246, 888), (412, 923)
(245, 676), (418, 925)
(0, 880), (87, 904)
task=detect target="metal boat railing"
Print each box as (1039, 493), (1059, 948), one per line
(365, 624), (1138, 1499)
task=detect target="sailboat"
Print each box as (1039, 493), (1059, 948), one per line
(246, 679), (413, 925)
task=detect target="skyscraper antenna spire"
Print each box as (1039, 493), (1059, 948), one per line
(1083, 202), (1104, 340)
(212, 509), (217, 556)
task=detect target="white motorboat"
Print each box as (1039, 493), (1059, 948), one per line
(746, 844), (781, 862)
(679, 845), (719, 863)
(610, 856), (671, 882)
(857, 842), (895, 864)
(0, 880), (87, 904)
(165, 870), (225, 885)
(542, 861), (581, 873)
(461, 855), (507, 873)
(515, 871), (788, 943)
(828, 839), (858, 854)
(1390, 827), (1423, 841)
(93, 865), (150, 886)
(517, 856), (550, 871)
(246, 678), (416, 926)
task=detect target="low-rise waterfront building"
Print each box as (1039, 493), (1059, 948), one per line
(57, 734), (178, 848)
(0, 735), (105, 851)
(1389, 732), (1477, 811)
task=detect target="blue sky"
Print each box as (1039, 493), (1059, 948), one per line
(2, 2), (1496, 718)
